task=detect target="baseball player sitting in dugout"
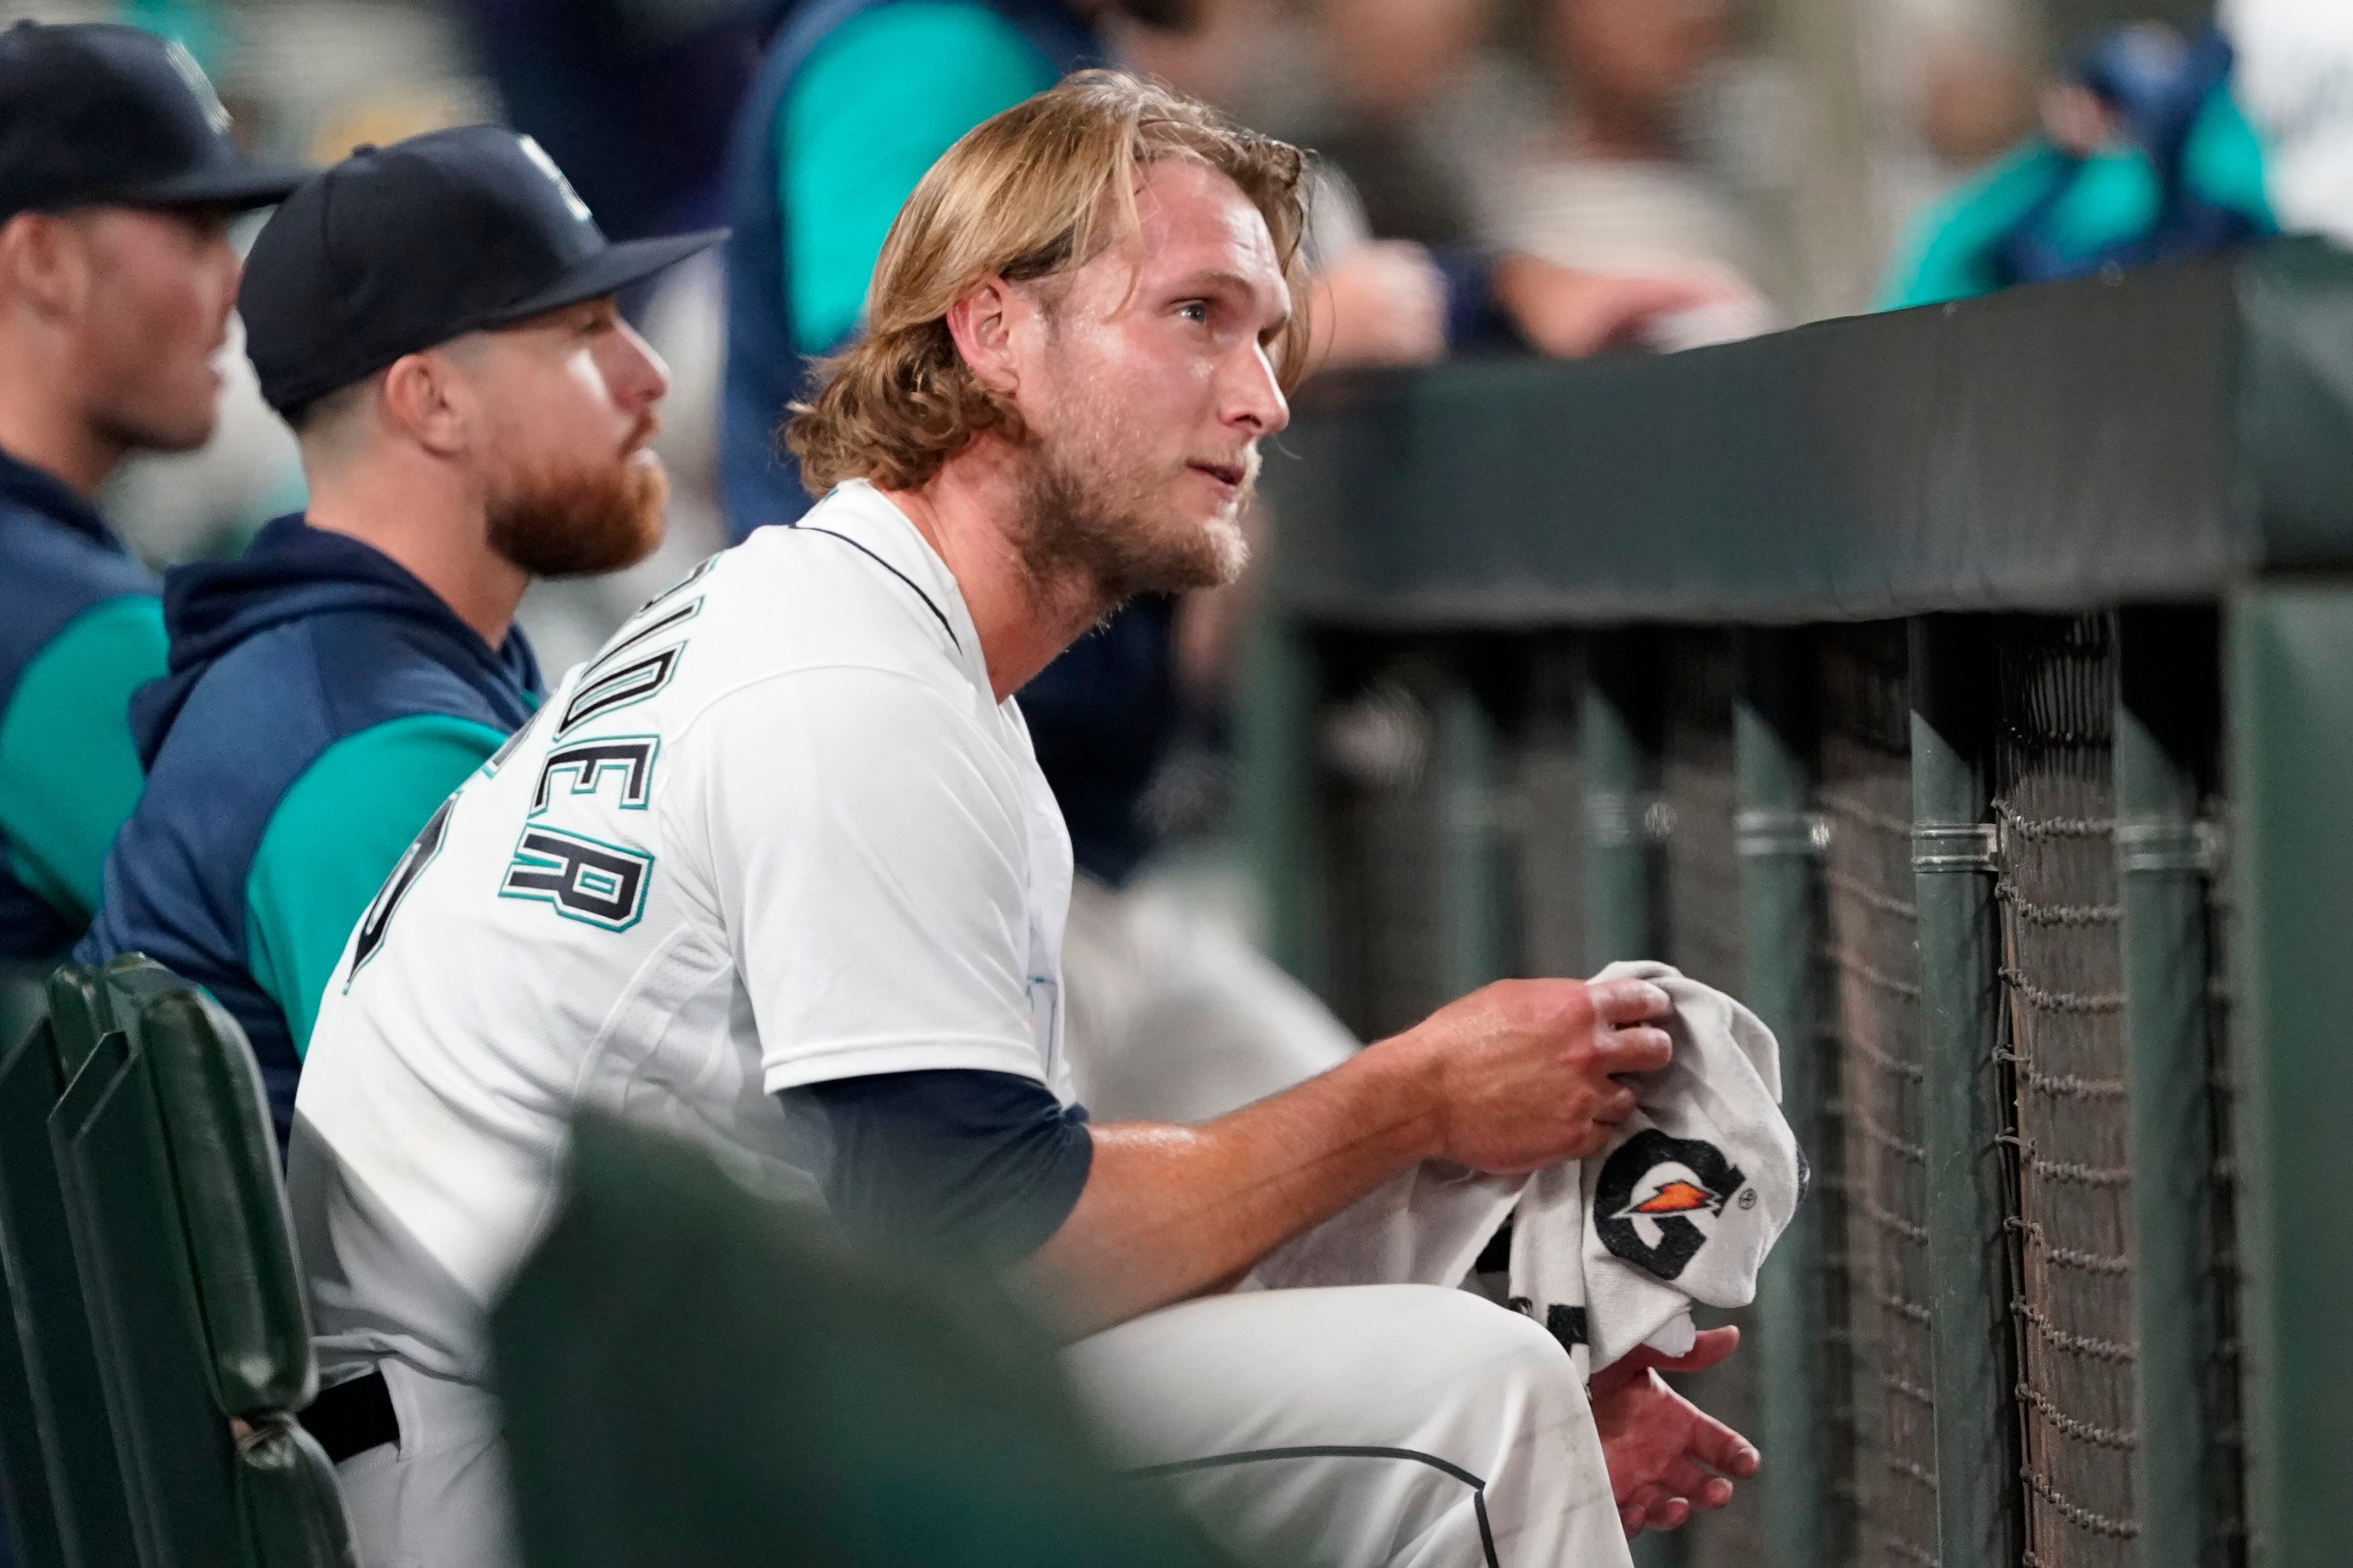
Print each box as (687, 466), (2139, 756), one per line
(77, 127), (717, 1144)
(289, 73), (1758, 1568)
(0, 22), (303, 965)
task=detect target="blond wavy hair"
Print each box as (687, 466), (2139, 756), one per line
(786, 70), (1311, 496)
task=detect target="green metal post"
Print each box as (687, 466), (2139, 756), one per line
(1584, 630), (1674, 1568)
(1584, 631), (1663, 966)
(2115, 607), (2221, 1568)
(2227, 586), (2353, 1568)
(1907, 615), (2020, 1568)
(1437, 678), (1508, 995)
(1240, 612), (1320, 988)
(1733, 629), (1830, 1568)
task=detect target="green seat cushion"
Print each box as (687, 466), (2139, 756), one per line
(0, 1017), (134, 1568)
(132, 981), (314, 1416)
(50, 1030), (244, 1567)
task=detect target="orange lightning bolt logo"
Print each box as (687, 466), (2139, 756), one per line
(1617, 1179), (1724, 1219)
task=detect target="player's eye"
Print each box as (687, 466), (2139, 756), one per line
(1176, 300), (1210, 325)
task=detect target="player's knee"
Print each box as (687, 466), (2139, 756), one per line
(1377, 1286), (1582, 1406)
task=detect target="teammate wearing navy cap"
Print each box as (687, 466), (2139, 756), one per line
(0, 21), (303, 964)
(77, 126), (721, 1144)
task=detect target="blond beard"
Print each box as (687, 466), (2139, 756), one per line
(1014, 424), (1252, 607)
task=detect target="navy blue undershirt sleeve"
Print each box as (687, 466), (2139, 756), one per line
(777, 1069), (1095, 1264)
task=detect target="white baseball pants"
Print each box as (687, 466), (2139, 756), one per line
(1062, 1284), (1633, 1568)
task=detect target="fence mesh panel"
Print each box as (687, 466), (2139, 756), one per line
(1662, 633), (1744, 993)
(1315, 645), (1451, 1040)
(1514, 636), (1588, 980)
(1294, 614), (2256, 1568)
(1817, 624), (1938, 1568)
(1657, 632), (1763, 1567)
(1991, 615), (2136, 1568)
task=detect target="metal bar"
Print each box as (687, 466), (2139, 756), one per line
(1732, 629), (1831, 1568)
(1436, 676), (1507, 996)
(1584, 630), (1675, 1568)
(1583, 630), (1664, 966)
(2115, 607), (2222, 1568)
(1907, 615), (2021, 1568)
(1240, 616), (1320, 989)
(2226, 587), (2353, 1568)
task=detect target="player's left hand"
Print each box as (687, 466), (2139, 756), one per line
(1589, 1325), (1760, 1539)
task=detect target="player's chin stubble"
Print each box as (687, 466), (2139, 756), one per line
(1015, 430), (1249, 607)
(487, 442), (669, 579)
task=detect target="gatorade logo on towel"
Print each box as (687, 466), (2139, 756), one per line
(1594, 1130), (1748, 1282)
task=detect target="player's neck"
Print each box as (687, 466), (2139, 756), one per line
(882, 446), (1113, 703)
(303, 452), (529, 651)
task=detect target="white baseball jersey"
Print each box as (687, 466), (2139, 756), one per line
(288, 481), (1075, 1385)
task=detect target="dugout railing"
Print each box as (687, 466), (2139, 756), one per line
(1246, 236), (2353, 1568)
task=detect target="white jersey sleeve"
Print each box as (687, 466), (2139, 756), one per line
(681, 665), (1055, 1093)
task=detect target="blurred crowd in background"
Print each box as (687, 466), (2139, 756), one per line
(11, 0), (2352, 902)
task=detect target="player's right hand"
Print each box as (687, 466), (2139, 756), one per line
(1390, 974), (1673, 1174)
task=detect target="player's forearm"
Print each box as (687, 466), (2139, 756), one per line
(1017, 1031), (1447, 1336)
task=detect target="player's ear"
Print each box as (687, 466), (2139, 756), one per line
(945, 276), (1021, 398)
(0, 211), (86, 324)
(381, 347), (472, 458)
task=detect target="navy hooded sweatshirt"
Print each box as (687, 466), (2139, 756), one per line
(0, 448), (166, 959)
(77, 515), (540, 1143)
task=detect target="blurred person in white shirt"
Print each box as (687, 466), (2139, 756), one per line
(1477, 0), (1775, 347)
(2223, 0), (2353, 245)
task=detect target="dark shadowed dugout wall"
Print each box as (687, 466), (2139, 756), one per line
(1252, 239), (2353, 1568)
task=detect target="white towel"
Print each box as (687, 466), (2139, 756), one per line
(1508, 961), (1802, 1380)
(1250, 962), (1802, 1383)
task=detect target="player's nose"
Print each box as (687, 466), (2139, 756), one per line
(1224, 338), (1289, 439)
(611, 317), (671, 410)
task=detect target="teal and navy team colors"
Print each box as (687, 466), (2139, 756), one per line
(720, 0), (1181, 886)
(1880, 25), (2273, 310)
(719, 0), (1097, 534)
(77, 514), (540, 1143)
(0, 448), (165, 959)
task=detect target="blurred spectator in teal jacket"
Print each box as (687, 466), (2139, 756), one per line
(1879, 23), (2274, 310)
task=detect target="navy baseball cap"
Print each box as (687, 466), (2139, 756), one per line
(0, 22), (304, 219)
(239, 125), (726, 416)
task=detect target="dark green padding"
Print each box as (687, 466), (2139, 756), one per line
(98, 953), (186, 1043)
(237, 1419), (357, 1568)
(0, 1017), (64, 1568)
(494, 1113), (1234, 1568)
(0, 1247), (57, 1568)
(42, 967), (109, 1084)
(48, 957), (356, 1568)
(0, 1014), (138, 1568)
(51, 1029), (245, 1567)
(128, 979), (315, 1416)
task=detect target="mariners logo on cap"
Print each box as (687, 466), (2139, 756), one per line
(163, 41), (230, 134)
(517, 134), (592, 226)
(1594, 1129), (1748, 1282)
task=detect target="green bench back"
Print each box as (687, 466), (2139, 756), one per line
(9, 957), (353, 1568)
(0, 1011), (135, 1568)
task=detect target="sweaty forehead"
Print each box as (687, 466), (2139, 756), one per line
(1130, 157), (1283, 292)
